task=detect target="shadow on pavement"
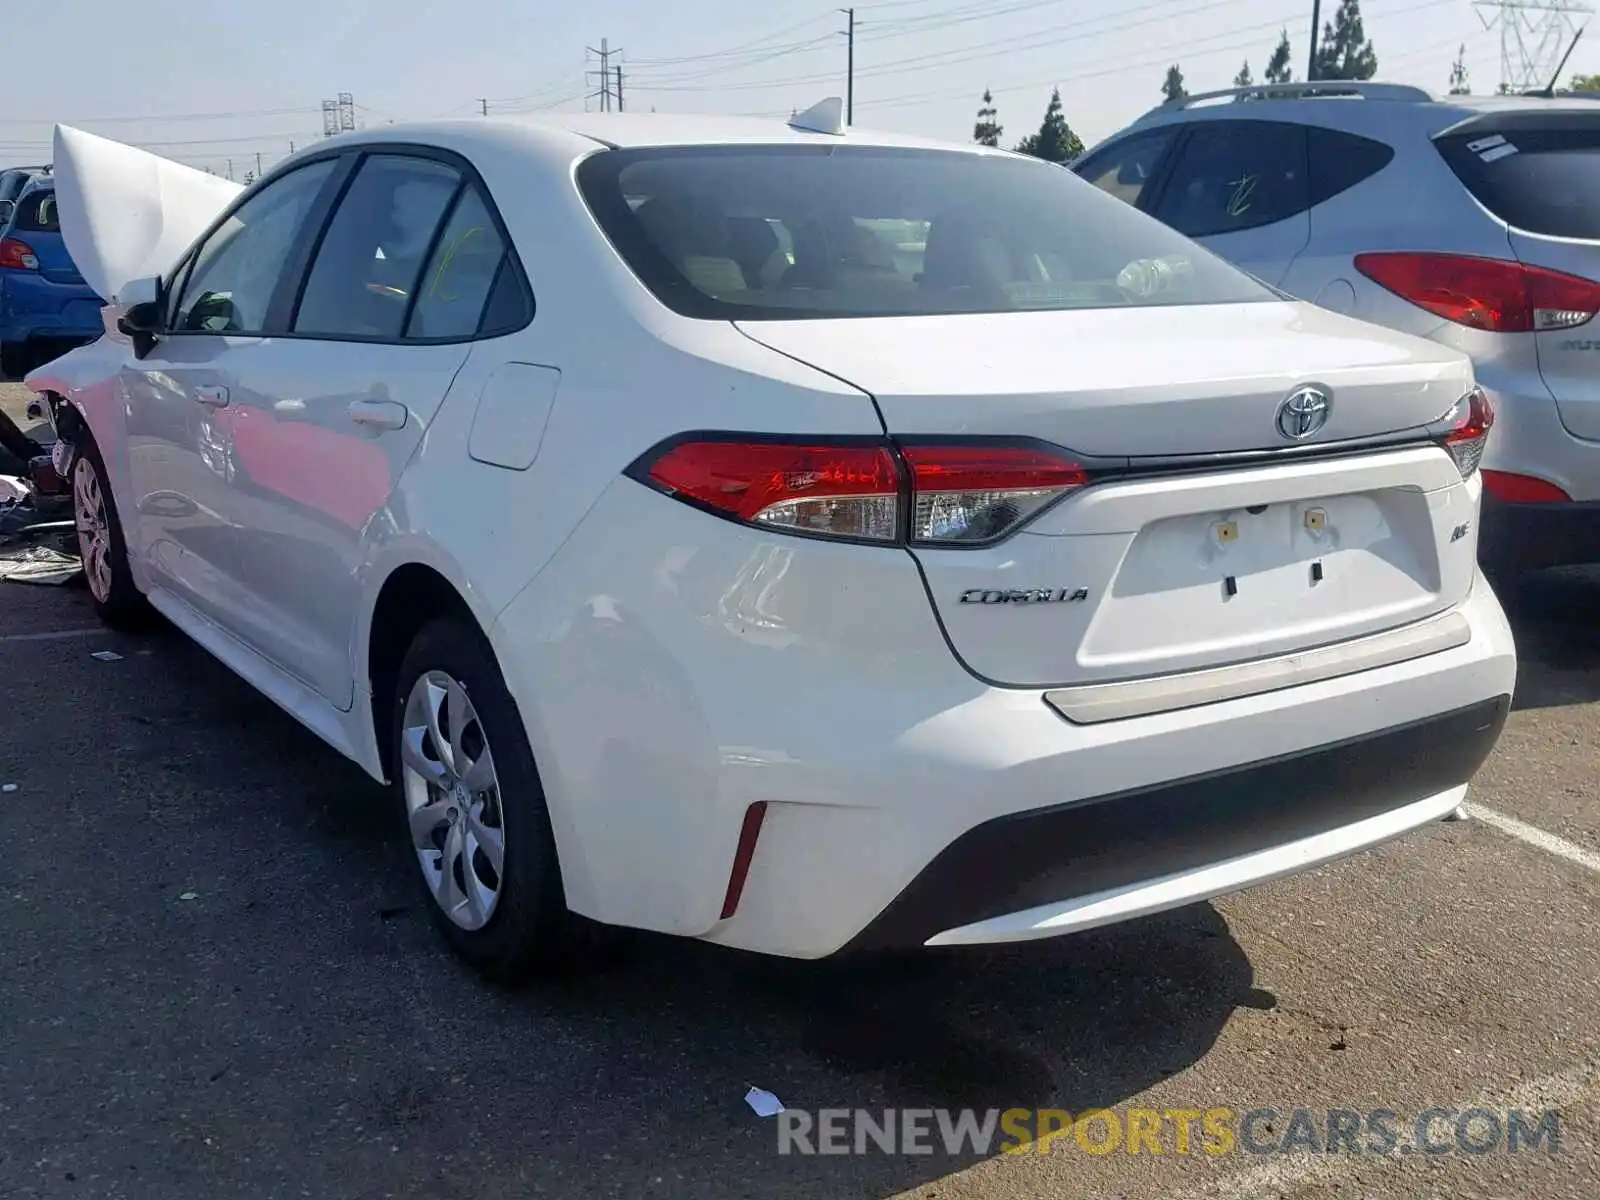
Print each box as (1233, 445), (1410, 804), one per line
(1496, 566), (1600, 711)
(1, 621), (1254, 1199)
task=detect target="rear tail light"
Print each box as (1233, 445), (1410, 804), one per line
(1354, 252), (1600, 333)
(1482, 469), (1571, 503)
(901, 443), (1089, 544)
(0, 237), (38, 270)
(631, 436), (1090, 546)
(637, 439), (902, 542)
(1438, 387), (1494, 478)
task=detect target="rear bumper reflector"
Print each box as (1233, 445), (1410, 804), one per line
(1043, 609), (1471, 725)
(719, 801), (769, 921)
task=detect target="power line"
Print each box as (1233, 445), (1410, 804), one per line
(629, 0), (1237, 93)
(857, 0), (1458, 112)
(627, 13), (835, 65)
(0, 105), (314, 128)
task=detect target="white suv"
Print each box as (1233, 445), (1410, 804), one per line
(34, 111), (1514, 980)
(1074, 81), (1600, 579)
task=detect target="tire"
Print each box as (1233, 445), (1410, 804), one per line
(70, 431), (153, 630)
(390, 616), (578, 983)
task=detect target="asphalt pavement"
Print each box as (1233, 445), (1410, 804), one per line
(3, 382), (1599, 1199)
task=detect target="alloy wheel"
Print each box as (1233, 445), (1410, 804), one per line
(72, 455), (113, 603)
(400, 670), (507, 931)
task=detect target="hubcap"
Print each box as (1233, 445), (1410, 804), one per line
(72, 456), (113, 603)
(400, 671), (506, 931)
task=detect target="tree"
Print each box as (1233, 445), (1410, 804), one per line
(1449, 44), (1470, 95)
(1234, 61), (1254, 89)
(973, 89), (1003, 147)
(1312, 0), (1378, 81)
(1264, 29), (1294, 84)
(1570, 73), (1600, 92)
(1162, 64), (1188, 103)
(1013, 88), (1084, 163)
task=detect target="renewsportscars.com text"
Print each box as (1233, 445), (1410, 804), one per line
(775, 1106), (1562, 1157)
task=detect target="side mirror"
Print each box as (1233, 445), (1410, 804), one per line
(115, 275), (164, 358)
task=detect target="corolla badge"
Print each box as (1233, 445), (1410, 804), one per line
(1276, 386), (1331, 440)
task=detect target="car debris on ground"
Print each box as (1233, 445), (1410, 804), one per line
(0, 421), (82, 586)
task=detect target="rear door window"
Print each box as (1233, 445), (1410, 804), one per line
(1436, 123), (1600, 239)
(13, 190), (60, 233)
(1073, 128), (1180, 208)
(1152, 121), (1310, 237)
(293, 154), (462, 340)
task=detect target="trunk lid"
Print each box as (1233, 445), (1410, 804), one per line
(737, 302), (1472, 456)
(738, 302), (1479, 689)
(1435, 109), (1600, 440)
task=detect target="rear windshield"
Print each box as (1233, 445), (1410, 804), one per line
(13, 189), (59, 233)
(575, 145), (1273, 320)
(1436, 124), (1600, 240)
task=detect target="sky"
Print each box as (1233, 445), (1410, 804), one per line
(3, 0), (1598, 178)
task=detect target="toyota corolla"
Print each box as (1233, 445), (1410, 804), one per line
(30, 105), (1515, 981)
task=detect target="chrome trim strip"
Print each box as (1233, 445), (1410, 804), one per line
(1043, 610), (1472, 724)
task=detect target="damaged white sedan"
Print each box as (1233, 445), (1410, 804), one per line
(29, 103), (1514, 981)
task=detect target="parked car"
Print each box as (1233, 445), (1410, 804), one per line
(1, 177), (105, 376)
(1073, 80), (1600, 580)
(0, 163), (48, 227)
(32, 104), (1515, 981)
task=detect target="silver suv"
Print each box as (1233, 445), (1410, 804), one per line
(1074, 81), (1600, 578)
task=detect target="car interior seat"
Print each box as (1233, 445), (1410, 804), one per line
(634, 193), (747, 296)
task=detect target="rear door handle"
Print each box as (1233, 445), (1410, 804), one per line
(347, 398), (408, 431)
(195, 385), (230, 408)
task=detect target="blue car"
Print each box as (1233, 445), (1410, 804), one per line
(0, 180), (104, 377)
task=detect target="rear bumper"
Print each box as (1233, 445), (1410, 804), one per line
(495, 475), (1518, 962)
(1480, 494), (1600, 572)
(843, 695), (1507, 951)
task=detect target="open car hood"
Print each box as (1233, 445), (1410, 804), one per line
(52, 124), (243, 304)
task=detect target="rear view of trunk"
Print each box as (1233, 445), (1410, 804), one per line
(735, 305), (1487, 689)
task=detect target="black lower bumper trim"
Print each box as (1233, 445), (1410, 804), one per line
(1480, 494), (1600, 573)
(842, 695), (1511, 953)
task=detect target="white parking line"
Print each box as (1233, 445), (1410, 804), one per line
(0, 627), (107, 644)
(1174, 1053), (1600, 1200)
(1464, 802), (1600, 876)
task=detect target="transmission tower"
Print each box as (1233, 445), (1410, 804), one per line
(586, 38), (624, 111)
(321, 93), (357, 136)
(1475, 0), (1593, 91)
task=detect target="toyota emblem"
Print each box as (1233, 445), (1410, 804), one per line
(1276, 386), (1331, 440)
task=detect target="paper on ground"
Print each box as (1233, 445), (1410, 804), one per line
(51, 124), (243, 305)
(0, 544), (81, 585)
(744, 1087), (786, 1117)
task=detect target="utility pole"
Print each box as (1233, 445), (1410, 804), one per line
(255, 151), (263, 176)
(616, 63), (624, 112)
(840, 8), (855, 124)
(226, 158), (234, 181)
(289, 140), (296, 154)
(479, 98), (489, 115)
(1308, 0), (1322, 80)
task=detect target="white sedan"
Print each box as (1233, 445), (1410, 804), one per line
(31, 101), (1515, 981)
